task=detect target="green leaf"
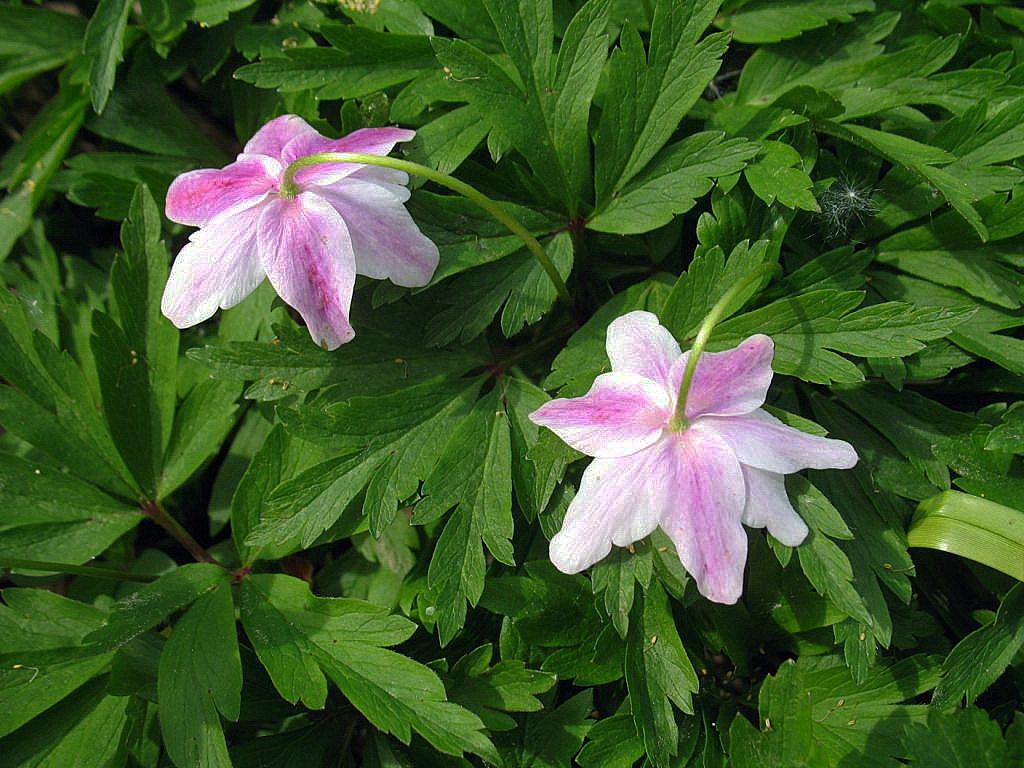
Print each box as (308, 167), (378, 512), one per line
(744, 140), (819, 211)
(248, 378), (480, 556)
(576, 710), (645, 768)
(714, 290), (974, 384)
(0, 291), (133, 495)
(83, 0), (134, 113)
(660, 238), (773, 342)
(716, 0), (875, 44)
(594, 0), (727, 203)
(588, 132), (760, 234)
(870, 271), (1024, 376)
(0, 6), (86, 94)
(158, 578), (241, 768)
(590, 541), (654, 638)
(932, 583), (1024, 709)
(904, 706), (1021, 767)
(234, 26), (434, 98)
(789, 476), (874, 628)
(241, 574), (497, 762)
(410, 191), (557, 284)
(0, 645), (114, 740)
(0, 452), (139, 565)
(820, 121), (988, 241)
(446, 644), (556, 731)
(625, 582), (699, 768)
(86, 563), (228, 650)
(159, 380), (241, 498)
(908, 490), (1024, 581)
(496, 689), (593, 768)
(415, 391), (514, 643)
(432, 0), (610, 212)
(91, 311), (163, 497)
(0, 84), (89, 261)
(0, 677), (131, 768)
(729, 655), (940, 768)
(0, 589), (106, 651)
(191, 317), (479, 401)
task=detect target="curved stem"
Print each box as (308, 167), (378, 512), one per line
(143, 501), (223, 567)
(0, 558), (158, 583)
(280, 152), (574, 312)
(668, 263), (778, 431)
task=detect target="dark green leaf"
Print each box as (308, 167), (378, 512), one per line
(158, 578), (242, 768)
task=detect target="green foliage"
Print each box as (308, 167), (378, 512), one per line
(2, 0), (1024, 765)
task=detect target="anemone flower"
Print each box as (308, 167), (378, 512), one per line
(161, 114), (439, 349)
(529, 310), (857, 604)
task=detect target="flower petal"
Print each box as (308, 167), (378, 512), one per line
(257, 192), (357, 350)
(741, 466), (808, 547)
(165, 154), (280, 227)
(313, 178), (438, 287)
(675, 334), (775, 419)
(243, 114), (318, 159)
(161, 207), (264, 328)
(658, 424), (748, 605)
(284, 126), (416, 186)
(605, 310), (681, 390)
(549, 445), (667, 574)
(530, 372), (671, 459)
(702, 409), (858, 474)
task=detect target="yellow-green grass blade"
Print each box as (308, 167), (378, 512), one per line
(908, 491), (1024, 581)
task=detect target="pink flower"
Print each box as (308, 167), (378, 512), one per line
(161, 115), (439, 349)
(530, 311), (857, 604)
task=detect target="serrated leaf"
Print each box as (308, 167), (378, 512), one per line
(588, 132), (760, 234)
(235, 26), (434, 98)
(714, 290), (973, 385)
(241, 574), (497, 762)
(932, 582), (1024, 709)
(159, 380), (241, 498)
(744, 140), (819, 211)
(594, 0), (727, 202)
(0, 453), (138, 565)
(247, 378), (481, 556)
(729, 655), (940, 768)
(446, 644), (556, 731)
(416, 391), (514, 644)
(86, 563), (228, 650)
(158, 578), (241, 768)
(496, 689), (593, 768)
(904, 706), (1020, 767)
(625, 582), (698, 768)
(717, 0), (875, 44)
(83, 0), (133, 113)
(576, 710), (645, 768)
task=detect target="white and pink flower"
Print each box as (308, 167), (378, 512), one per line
(530, 310), (857, 604)
(161, 115), (439, 349)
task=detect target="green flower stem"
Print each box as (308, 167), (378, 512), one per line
(0, 558), (158, 583)
(279, 152), (575, 312)
(142, 501), (223, 567)
(668, 263), (778, 432)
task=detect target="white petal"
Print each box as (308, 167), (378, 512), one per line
(313, 179), (438, 287)
(161, 206), (265, 328)
(741, 466), (808, 547)
(605, 310), (681, 391)
(257, 193), (357, 350)
(549, 444), (668, 574)
(701, 409), (858, 474)
(530, 372), (671, 459)
(658, 424), (748, 605)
